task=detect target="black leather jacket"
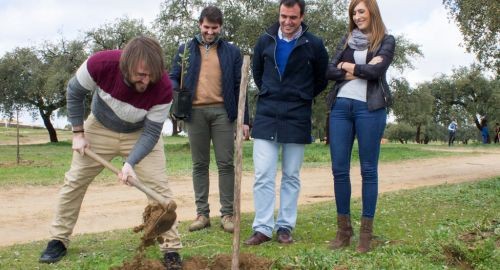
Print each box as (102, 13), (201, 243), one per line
(325, 34), (396, 111)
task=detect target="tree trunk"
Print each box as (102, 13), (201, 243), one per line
(415, 124), (421, 144)
(399, 138), (404, 144)
(16, 110), (20, 164)
(232, 55), (250, 270)
(39, 109), (58, 142)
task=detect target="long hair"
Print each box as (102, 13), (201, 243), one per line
(119, 36), (165, 84)
(347, 0), (386, 52)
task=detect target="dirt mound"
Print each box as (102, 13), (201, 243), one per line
(112, 250), (275, 270)
(182, 256), (209, 269)
(112, 206), (275, 270)
(182, 253), (274, 270)
(110, 250), (165, 270)
(112, 204), (177, 270)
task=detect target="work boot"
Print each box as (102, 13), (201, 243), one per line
(221, 215), (234, 233)
(188, 215), (210, 232)
(163, 252), (182, 269)
(356, 217), (374, 253)
(39, 240), (67, 263)
(329, 214), (353, 249)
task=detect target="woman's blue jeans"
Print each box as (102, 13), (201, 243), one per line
(329, 98), (387, 218)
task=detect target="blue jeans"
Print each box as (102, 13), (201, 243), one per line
(252, 138), (305, 237)
(329, 98), (386, 218)
(481, 127), (489, 144)
(448, 131), (456, 146)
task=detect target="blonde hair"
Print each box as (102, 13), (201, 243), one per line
(347, 0), (386, 52)
(120, 36), (165, 83)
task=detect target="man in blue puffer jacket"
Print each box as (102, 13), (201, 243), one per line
(244, 0), (329, 246)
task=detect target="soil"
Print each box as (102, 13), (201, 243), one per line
(110, 250), (166, 270)
(200, 253), (273, 270)
(113, 252), (274, 270)
(132, 204), (174, 248)
(1, 148), (499, 248)
(113, 205), (274, 269)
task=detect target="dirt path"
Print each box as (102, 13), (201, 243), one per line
(1, 150), (499, 247)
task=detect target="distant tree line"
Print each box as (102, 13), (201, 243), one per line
(386, 65), (499, 144)
(0, 0), (496, 144)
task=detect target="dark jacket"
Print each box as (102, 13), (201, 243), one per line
(251, 22), (329, 144)
(325, 34), (396, 111)
(169, 36), (248, 123)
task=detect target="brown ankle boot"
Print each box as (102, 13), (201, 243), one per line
(356, 217), (373, 253)
(329, 214), (353, 249)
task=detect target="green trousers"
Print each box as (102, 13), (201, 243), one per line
(186, 105), (235, 217)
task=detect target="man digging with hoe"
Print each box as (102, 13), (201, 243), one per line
(39, 36), (181, 269)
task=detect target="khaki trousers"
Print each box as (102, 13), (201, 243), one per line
(49, 114), (182, 252)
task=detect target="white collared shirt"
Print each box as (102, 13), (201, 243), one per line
(278, 26), (303, 42)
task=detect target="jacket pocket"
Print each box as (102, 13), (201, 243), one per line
(298, 89), (313, 101)
(258, 86), (270, 96)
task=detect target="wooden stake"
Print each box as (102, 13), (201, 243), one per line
(231, 55), (251, 270)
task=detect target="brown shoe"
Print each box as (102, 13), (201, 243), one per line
(277, 227), (293, 244)
(221, 215), (234, 233)
(188, 215), (210, 232)
(244, 231), (271, 245)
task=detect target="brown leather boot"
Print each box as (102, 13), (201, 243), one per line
(329, 214), (353, 249)
(356, 217), (373, 253)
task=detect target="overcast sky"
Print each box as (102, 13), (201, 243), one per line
(0, 0), (475, 87)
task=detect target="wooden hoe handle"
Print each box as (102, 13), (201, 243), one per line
(84, 148), (168, 209)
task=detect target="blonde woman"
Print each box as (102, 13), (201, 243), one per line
(325, 0), (395, 253)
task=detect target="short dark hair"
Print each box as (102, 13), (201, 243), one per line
(199, 6), (223, 25)
(120, 36), (164, 84)
(279, 0), (306, 15)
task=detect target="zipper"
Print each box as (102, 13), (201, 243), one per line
(265, 32), (282, 81)
(204, 44), (210, 56)
(379, 78), (389, 105)
(264, 25), (308, 82)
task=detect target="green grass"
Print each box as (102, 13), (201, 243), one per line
(0, 126), (73, 143)
(303, 143), (460, 167)
(0, 142), (122, 186)
(1, 177), (498, 269)
(0, 139), (481, 186)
